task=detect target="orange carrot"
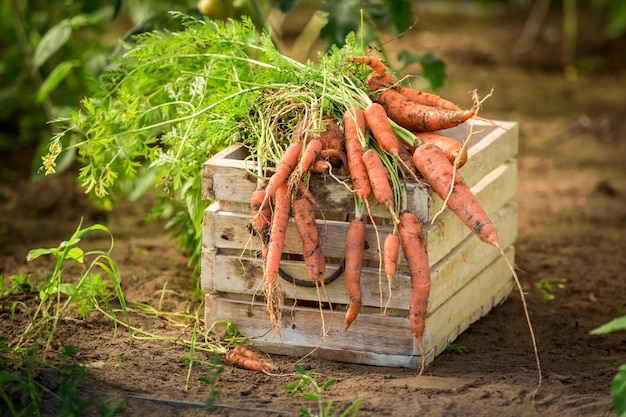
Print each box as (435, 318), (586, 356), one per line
(415, 132), (468, 169)
(361, 148), (395, 216)
(364, 102), (401, 156)
(264, 182), (291, 326)
(344, 216), (366, 331)
(378, 89), (475, 132)
(397, 210), (430, 375)
(299, 136), (323, 175)
(225, 346), (276, 372)
(265, 142), (303, 198)
(349, 55), (387, 75)
(344, 107), (371, 201)
(383, 229), (401, 284)
(250, 186), (272, 238)
(319, 117), (345, 152)
(397, 87), (461, 111)
(293, 195), (325, 281)
(366, 71), (399, 92)
(412, 143), (498, 246)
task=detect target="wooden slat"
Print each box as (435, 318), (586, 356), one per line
(204, 246), (515, 368)
(202, 203), (516, 311)
(201, 159), (517, 273)
(201, 120), (518, 223)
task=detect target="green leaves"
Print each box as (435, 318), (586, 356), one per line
(397, 50), (447, 90)
(590, 316), (626, 334)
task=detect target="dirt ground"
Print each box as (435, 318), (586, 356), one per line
(1, 7), (626, 417)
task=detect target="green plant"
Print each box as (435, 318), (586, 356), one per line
(198, 358), (225, 412)
(0, 274), (35, 295)
(8, 220), (130, 353)
(591, 316), (626, 417)
(534, 277), (567, 301)
(445, 341), (466, 354)
(0, 341), (108, 417)
(285, 364), (361, 417)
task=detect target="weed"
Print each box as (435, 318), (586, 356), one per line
(285, 364), (361, 417)
(534, 277), (567, 301)
(445, 341), (467, 354)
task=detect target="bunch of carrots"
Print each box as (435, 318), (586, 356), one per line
(247, 56), (516, 376)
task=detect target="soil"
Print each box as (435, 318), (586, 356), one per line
(1, 7), (625, 417)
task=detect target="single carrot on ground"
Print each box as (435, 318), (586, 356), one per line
(378, 89), (475, 132)
(397, 210), (430, 375)
(344, 215), (366, 331)
(412, 142), (498, 246)
(225, 345), (276, 372)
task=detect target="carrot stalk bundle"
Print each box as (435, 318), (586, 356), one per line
(398, 210), (430, 375)
(412, 143), (498, 246)
(378, 89), (476, 132)
(344, 215), (366, 331)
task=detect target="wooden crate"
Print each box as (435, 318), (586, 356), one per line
(201, 119), (518, 368)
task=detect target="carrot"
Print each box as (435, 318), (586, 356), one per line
(293, 195), (325, 281)
(378, 89), (475, 132)
(344, 216), (366, 331)
(299, 136), (323, 175)
(397, 210), (430, 375)
(364, 102), (401, 156)
(225, 346), (276, 372)
(361, 148), (396, 218)
(349, 55), (387, 75)
(321, 149), (348, 170)
(415, 132), (468, 169)
(397, 87), (461, 111)
(264, 182), (291, 327)
(343, 107), (371, 201)
(319, 117), (345, 152)
(363, 65), (460, 111)
(383, 229), (401, 284)
(412, 143), (498, 246)
(250, 185), (272, 239)
(265, 141), (303, 198)
(366, 70), (399, 92)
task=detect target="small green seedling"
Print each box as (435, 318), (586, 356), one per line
(534, 277), (567, 301)
(285, 364), (361, 417)
(445, 341), (467, 354)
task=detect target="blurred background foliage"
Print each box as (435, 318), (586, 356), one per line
(1, 0), (625, 167)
